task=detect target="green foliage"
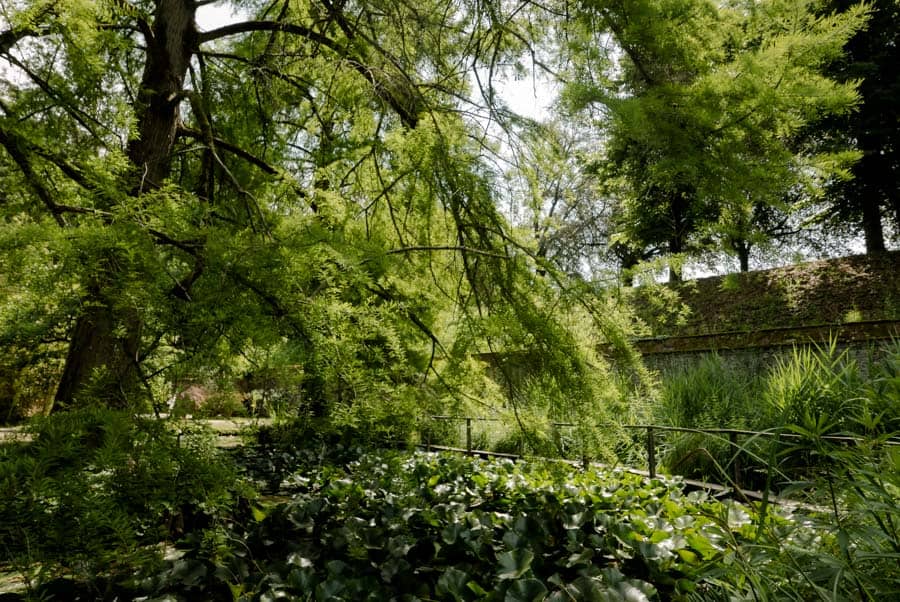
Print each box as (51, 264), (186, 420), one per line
(658, 355), (766, 430)
(764, 340), (862, 433)
(514, 333), (900, 601)
(653, 342), (899, 491)
(861, 340), (900, 433)
(0, 0), (651, 436)
(814, 437), (900, 598)
(6, 428), (898, 600)
(0, 409), (250, 589)
(137, 449), (841, 601)
(816, 0), (900, 252)
(564, 0), (869, 274)
(653, 354), (769, 483)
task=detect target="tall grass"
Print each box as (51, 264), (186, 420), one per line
(653, 353), (769, 485)
(653, 341), (900, 598)
(655, 341), (898, 485)
(764, 339), (863, 435)
(800, 342), (900, 598)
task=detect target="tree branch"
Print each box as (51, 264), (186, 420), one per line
(197, 20), (337, 49)
(0, 27), (40, 54)
(385, 245), (509, 259)
(177, 126), (278, 175)
(198, 19), (421, 128)
(0, 124), (66, 227)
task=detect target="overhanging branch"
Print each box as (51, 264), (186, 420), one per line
(198, 18), (421, 128)
(385, 245), (509, 259)
(198, 20), (338, 49)
(177, 126), (278, 175)
(0, 123), (66, 227)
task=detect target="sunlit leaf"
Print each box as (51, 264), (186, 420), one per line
(498, 548), (535, 580)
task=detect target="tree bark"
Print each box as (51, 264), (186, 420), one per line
(730, 238), (751, 272)
(738, 248), (749, 273)
(54, 286), (142, 409)
(55, 0), (197, 408)
(614, 245), (639, 287)
(128, 0), (197, 189)
(861, 195), (886, 254)
(667, 189), (689, 283)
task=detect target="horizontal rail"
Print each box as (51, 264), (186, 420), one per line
(416, 442), (822, 511)
(422, 414), (900, 491)
(621, 424), (900, 446)
(429, 415), (576, 427)
(428, 416), (900, 446)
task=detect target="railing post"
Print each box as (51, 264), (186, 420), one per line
(466, 417), (473, 456)
(729, 431), (741, 488)
(425, 417), (431, 452)
(647, 427), (656, 479)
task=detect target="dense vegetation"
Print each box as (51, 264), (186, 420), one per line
(652, 341), (900, 486)
(1, 0), (898, 599)
(0, 0), (889, 424)
(2, 411), (898, 600)
(2, 341), (898, 599)
(629, 251), (900, 337)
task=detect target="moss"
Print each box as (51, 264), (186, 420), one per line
(629, 251), (900, 337)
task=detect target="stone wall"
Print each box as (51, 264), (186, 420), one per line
(636, 320), (900, 377)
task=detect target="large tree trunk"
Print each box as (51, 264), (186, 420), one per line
(128, 0), (196, 188)
(738, 248), (749, 273)
(861, 195), (886, 255)
(54, 287), (142, 409)
(55, 1), (196, 408)
(667, 189), (689, 283)
(730, 238), (751, 272)
(613, 244), (640, 287)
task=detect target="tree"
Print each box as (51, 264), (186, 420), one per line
(561, 0), (867, 278)
(503, 120), (614, 280)
(0, 0), (641, 430)
(816, 0), (900, 253)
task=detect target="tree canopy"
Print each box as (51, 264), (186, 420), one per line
(560, 0), (868, 278)
(0, 0), (876, 426)
(814, 0), (900, 253)
(0, 0), (635, 431)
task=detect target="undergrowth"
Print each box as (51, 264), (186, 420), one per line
(0, 408), (252, 597)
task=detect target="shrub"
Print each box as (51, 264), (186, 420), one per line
(0, 408), (250, 591)
(764, 340), (862, 435)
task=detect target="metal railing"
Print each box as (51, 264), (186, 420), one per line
(421, 415), (900, 489)
(425, 415), (576, 458)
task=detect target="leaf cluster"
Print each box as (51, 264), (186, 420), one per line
(138, 449), (800, 601)
(0, 408), (251, 590)
(562, 0), (869, 273)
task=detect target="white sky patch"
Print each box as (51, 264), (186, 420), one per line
(195, 2), (555, 121)
(497, 72), (556, 121)
(196, 2), (244, 32)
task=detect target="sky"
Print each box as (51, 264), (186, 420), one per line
(195, 2), (239, 32)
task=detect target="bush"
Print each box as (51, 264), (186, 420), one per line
(764, 340), (862, 435)
(654, 343), (900, 487)
(858, 339), (900, 434)
(0, 408), (250, 591)
(648, 342), (900, 597)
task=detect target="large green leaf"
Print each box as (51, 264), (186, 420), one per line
(437, 567), (470, 601)
(497, 549), (535, 580)
(505, 578), (548, 601)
